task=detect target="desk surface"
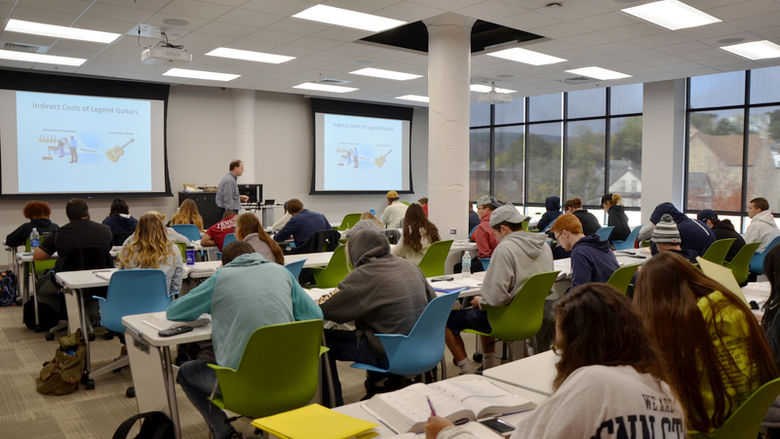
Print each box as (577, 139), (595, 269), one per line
(483, 350), (558, 397)
(123, 311), (212, 346)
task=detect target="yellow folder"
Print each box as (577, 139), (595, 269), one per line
(251, 404), (378, 439)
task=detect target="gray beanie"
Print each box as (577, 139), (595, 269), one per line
(651, 214), (681, 244)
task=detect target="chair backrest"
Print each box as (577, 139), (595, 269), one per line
(726, 241), (761, 284)
(338, 213), (362, 231)
(26, 236), (56, 275)
(750, 235), (780, 275)
(595, 226), (615, 241)
(612, 225), (642, 250)
(702, 238), (737, 265)
(485, 271), (560, 341)
(606, 264), (640, 295)
(171, 224), (202, 242)
(312, 245), (349, 288)
(468, 225), (478, 240)
(688, 377), (780, 439)
(293, 229), (341, 254)
(417, 240), (454, 277)
(478, 257), (491, 270)
(97, 269), (171, 334)
(209, 320), (325, 419)
(376, 292), (461, 377)
(222, 233), (237, 249)
(285, 259), (306, 280)
(175, 242), (187, 262)
(521, 219), (530, 232)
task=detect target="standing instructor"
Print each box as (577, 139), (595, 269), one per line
(215, 159), (248, 217)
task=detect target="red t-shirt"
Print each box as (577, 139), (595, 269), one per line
(206, 215), (236, 251)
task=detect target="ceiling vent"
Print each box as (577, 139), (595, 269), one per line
(317, 78), (350, 85)
(2, 41), (49, 53)
(562, 76), (597, 84)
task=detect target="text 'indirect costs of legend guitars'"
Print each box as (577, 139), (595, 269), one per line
(105, 138), (135, 163)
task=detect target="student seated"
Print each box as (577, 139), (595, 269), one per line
(201, 211), (236, 251)
(761, 245), (780, 435)
(535, 195), (561, 232)
(271, 201), (291, 232)
(169, 199), (204, 230)
(634, 251), (777, 432)
(102, 198), (138, 246)
(471, 195), (499, 262)
(5, 200), (59, 248)
(380, 190), (408, 228)
(601, 193), (630, 242)
(697, 209), (745, 262)
(272, 198), (330, 248)
(426, 283), (686, 438)
(550, 213), (619, 288)
(123, 211), (190, 247)
(651, 214), (697, 263)
(744, 197), (780, 253)
(391, 203), (440, 265)
(117, 213), (183, 295)
(647, 202), (714, 257)
(563, 197), (600, 236)
(234, 212), (284, 264)
(417, 197), (429, 216)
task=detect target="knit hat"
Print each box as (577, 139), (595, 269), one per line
(386, 190), (399, 200)
(652, 214), (681, 244)
(489, 205), (528, 228)
(697, 209), (718, 222)
(476, 194), (499, 208)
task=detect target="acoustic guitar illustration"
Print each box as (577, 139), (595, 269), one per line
(374, 150), (392, 168)
(105, 139), (134, 163)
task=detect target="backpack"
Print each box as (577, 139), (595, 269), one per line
(23, 270), (66, 331)
(113, 411), (174, 439)
(36, 329), (86, 395)
(0, 270), (17, 306)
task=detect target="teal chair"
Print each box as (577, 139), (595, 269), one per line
(606, 264), (640, 295)
(417, 240), (454, 277)
(285, 259), (306, 280)
(701, 238), (737, 265)
(612, 226), (642, 250)
(222, 233), (237, 249)
(171, 224), (201, 241)
(310, 245), (349, 288)
(723, 242), (761, 285)
(478, 257), (491, 270)
(595, 226), (615, 241)
(351, 291), (461, 379)
(688, 377), (780, 439)
(337, 213), (361, 231)
(750, 235), (780, 275)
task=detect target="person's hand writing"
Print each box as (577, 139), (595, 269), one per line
(424, 416), (454, 439)
(470, 295), (482, 309)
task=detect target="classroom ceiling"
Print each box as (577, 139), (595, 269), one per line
(0, 0), (779, 106)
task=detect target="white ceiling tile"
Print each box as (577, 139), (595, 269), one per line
(706, 0), (780, 21)
(376, 2), (445, 22)
(144, 13), (209, 31)
(159, 0), (232, 21)
(730, 11), (780, 31)
(197, 21), (256, 38)
(535, 0), (612, 21)
(603, 22), (667, 40)
(216, 9), (285, 27)
(0, 31), (57, 46)
(675, 22), (744, 40)
(19, 0), (91, 14)
(244, 29), (302, 45)
(266, 18), (332, 35)
(178, 31), (234, 46)
(559, 31), (620, 47)
(455, 1), (530, 21)
(573, 12), (638, 31)
(283, 36), (346, 51)
(73, 17), (138, 34)
(495, 12), (562, 31)
(10, 6), (80, 25)
(240, 0), (317, 16)
(96, 0), (163, 12)
(657, 41), (713, 55)
(200, 0), (246, 6)
(590, 41), (647, 55)
(753, 26), (780, 40)
(409, 0), (483, 10)
(326, 0), (404, 14)
(310, 26), (374, 42)
(533, 21), (594, 39)
(83, 3), (157, 23)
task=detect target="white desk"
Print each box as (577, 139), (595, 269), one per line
(483, 350), (558, 396)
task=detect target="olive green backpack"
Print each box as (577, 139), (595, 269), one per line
(36, 329), (86, 395)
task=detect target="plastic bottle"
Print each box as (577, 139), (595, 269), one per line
(461, 251), (471, 274)
(185, 245), (196, 265)
(30, 227), (40, 249)
(369, 208), (376, 216)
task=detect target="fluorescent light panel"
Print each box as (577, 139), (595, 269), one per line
(293, 82), (357, 93)
(205, 47), (295, 64)
(720, 40), (780, 60)
(163, 68), (240, 82)
(293, 5), (405, 32)
(395, 95), (429, 103)
(349, 67), (422, 81)
(5, 19), (120, 43)
(0, 49), (85, 66)
(486, 47), (566, 66)
(566, 67), (631, 80)
(621, 0), (721, 31)
(470, 84), (516, 94)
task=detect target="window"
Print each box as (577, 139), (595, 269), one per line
(469, 128), (490, 201)
(527, 123), (562, 204)
(494, 125), (524, 202)
(565, 119), (605, 204)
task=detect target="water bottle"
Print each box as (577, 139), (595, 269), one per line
(369, 208), (376, 216)
(449, 224), (457, 241)
(461, 251), (471, 274)
(30, 227), (40, 249)
(185, 245), (196, 265)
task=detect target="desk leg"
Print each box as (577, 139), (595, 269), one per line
(74, 288), (93, 388)
(161, 346), (182, 439)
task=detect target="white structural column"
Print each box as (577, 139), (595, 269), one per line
(425, 13), (475, 239)
(232, 88), (256, 182)
(641, 79), (686, 223)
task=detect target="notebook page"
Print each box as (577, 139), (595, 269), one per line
(430, 378), (532, 418)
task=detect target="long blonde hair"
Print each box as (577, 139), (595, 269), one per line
(169, 199), (204, 230)
(119, 213), (177, 269)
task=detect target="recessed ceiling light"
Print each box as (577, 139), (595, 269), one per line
(293, 82), (357, 93)
(486, 47), (566, 66)
(395, 95), (429, 103)
(292, 5), (406, 32)
(720, 40), (780, 60)
(470, 84), (516, 94)
(163, 68), (239, 82)
(0, 49), (86, 66)
(621, 0), (721, 31)
(4, 19), (120, 44)
(565, 66), (631, 80)
(349, 68), (422, 81)
(206, 47), (295, 64)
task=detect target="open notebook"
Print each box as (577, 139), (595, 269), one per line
(362, 375), (534, 433)
(697, 257), (749, 305)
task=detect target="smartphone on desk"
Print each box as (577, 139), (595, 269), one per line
(480, 418), (515, 435)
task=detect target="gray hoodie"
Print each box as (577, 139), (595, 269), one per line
(481, 231), (554, 307)
(744, 209), (780, 253)
(319, 230), (435, 354)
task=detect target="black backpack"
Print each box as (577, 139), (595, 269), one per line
(0, 270), (17, 306)
(113, 411), (174, 439)
(23, 270), (66, 331)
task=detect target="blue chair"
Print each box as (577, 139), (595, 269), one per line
(91, 269), (172, 390)
(222, 233), (237, 249)
(285, 259), (306, 280)
(468, 225), (478, 240)
(171, 224), (202, 242)
(478, 257), (491, 270)
(750, 235), (780, 275)
(595, 226), (615, 241)
(351, 291), (461, 379)
(612, 225), (642, 250)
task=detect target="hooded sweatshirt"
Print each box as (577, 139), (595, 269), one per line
(711, 221), (746, 262)
(102, 214), (138, 245)
(5, 218), (59, 248)
(537, 196), (562, 231)
(320, 230), (435, 354)
(570, 234), (620, 287)
(744, 209), (780, 253)
(573, 209), (601, 236)
(481, 231), (554, 307)
(650, 203), (715, 257)
(606, 205), (631, 242)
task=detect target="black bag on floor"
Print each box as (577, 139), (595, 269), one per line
(113, 411), (174, 439)
(0, 270), (17, 306)
(23, 270), (66, 331)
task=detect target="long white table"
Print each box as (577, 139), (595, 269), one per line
(483, 350), (558, 397)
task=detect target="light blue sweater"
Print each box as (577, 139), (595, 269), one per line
(166, 252), (323, 369)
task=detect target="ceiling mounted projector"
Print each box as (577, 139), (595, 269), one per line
(141, 46), (192, 65)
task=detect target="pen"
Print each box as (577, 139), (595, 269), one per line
(426, 396), (437, 417)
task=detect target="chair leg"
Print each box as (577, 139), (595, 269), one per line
(439, 356), (447, 381)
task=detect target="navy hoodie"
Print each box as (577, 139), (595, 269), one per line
(570, 234), (620, 288)
(537, 196), (562, 231)
(649, 203), (715, 257)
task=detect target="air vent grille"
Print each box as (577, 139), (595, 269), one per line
(2, 41), (49, 53)
(562, 76), (596, 84)
(318, 78), (350, 85)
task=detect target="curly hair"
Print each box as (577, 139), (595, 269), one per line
(118, 213), (177, 269)
(23, 201), (51, 219)
(401, 203), (440, 253)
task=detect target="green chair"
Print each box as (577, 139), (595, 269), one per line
(417, 240), (454, 277)
(337, 213), (362, 231)
(26, 238), (58, 334)
(688, 377), (780, 439)
(701, 238), (737, 265)
(521, 219), (530, 232)
(723, 241), (761, 285)
(208, 320), (329, 421)
(175, 241), (187, 263)
(310, 245), (349, 288)
(463, 271), (560, 360)
(606, 264), (640, 295)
